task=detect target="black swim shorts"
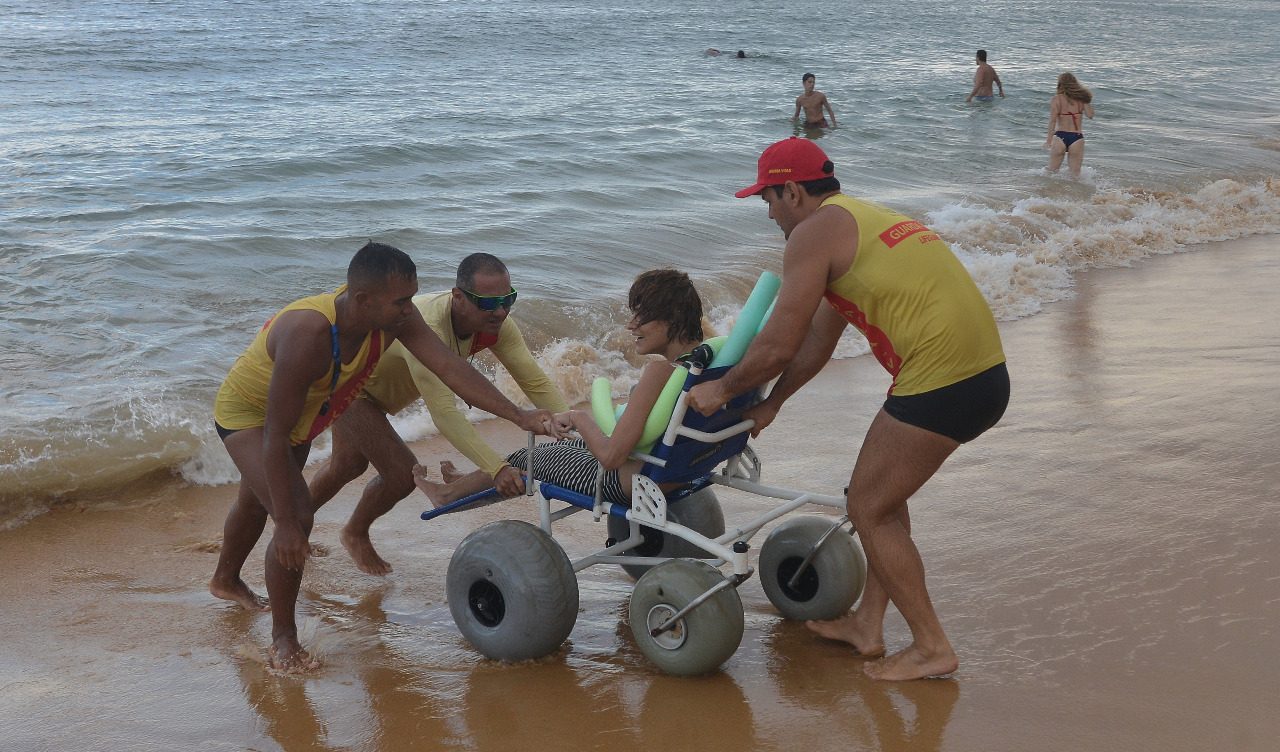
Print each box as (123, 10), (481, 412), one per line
(883, 363), (1010, 443)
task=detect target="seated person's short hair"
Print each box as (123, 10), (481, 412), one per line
(628, 269), (704, 344)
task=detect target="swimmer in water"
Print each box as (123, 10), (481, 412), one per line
(792, 72), (837, 129)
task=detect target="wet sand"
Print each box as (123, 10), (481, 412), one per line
(2, 235), (1278, 751)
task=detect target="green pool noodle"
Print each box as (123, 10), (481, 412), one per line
(709, 271), (780, 368)
(590, 336), (728, 452)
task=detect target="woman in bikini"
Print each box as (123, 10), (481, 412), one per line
(414, 269), (709, 507)
(1045, 72), (1095, 178)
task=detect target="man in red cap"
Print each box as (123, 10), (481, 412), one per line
(688, 137), (1009, 681)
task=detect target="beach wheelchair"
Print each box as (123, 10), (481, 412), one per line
(422, 275), (867, 675)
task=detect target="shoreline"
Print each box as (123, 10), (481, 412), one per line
(2, 234), (1278, 750)
(5, 175), (1280, 521)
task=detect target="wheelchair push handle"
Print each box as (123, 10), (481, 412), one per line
(684, 342), (716, 370)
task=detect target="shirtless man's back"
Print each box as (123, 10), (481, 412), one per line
(966, 49), (1004, 102)
(792, 72), (837, 128)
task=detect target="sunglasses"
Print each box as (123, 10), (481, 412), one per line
(463, 287), (518, 311)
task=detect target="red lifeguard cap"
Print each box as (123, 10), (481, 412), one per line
(735, 137), (835, 198)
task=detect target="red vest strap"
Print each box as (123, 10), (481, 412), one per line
(304, 330), (384, 442)
(469, 331), (499, 356)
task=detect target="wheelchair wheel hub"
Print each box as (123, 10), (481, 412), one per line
(468, 579), (506, 627)
(645, 604), (687, 650)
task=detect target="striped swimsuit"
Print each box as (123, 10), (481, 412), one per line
(505, 438), (628, 504)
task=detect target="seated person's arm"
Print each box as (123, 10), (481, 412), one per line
(564, 359), (672, 470)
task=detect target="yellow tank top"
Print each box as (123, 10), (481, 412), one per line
(821, 194), (1005, 395)
(213, 286), (386, 445)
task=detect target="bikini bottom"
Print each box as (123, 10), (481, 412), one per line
(1055, 130), (1084, 149)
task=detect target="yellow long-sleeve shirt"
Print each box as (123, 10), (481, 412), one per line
(362, 292), (568, 478)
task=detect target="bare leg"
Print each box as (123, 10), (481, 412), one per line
(308, 407), (371, 512)
(335, 400), (418, 576)
(1067, 141), (1086, 178)
(841, 409), (961, 681)
(209, 466), (270, 611)
(413, 463), (495, 507)
(264, 493), (320, 673)
(212, 430), (321, 671)
(1047, 137), (1067, 173)
(804, 504), (913, 658)
(261, 439), (319, 671)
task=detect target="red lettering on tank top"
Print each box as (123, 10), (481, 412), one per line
(823, 291), (902, 379)
(878, 220), (927, 249)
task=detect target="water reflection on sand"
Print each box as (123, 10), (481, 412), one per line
(3, 238), (1279, 752)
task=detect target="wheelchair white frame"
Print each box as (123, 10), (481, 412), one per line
(432, 360), (864, 675)
(527, 363), (850, 588)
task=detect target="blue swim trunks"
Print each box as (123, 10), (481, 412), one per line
(974, 95), (995, 102)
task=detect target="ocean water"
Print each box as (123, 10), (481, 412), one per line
(2, 0), (1278, 526)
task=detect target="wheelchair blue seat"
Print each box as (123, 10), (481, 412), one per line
(536, 362), (759, 517)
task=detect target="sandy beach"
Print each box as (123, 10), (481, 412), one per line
(2, 235), (1277, 752)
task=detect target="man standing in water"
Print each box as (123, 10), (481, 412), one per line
(308, 253), (569, 576)
(209, 242), (560, 671)
(687, 138), (1009, 681)
(966, 49), (1004, 103)
(792, 72), (838, 129)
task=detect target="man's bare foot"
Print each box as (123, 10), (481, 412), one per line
(209, 577), (269, 611)
(863, 644), (958, 681)
(267, 638), (322, 674)
(339, 526), (392, 576)
(440, 460), (463, 483)
(805, 611), (886, 657)
(412, 464), (451, 508)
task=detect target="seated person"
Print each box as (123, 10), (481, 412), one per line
(415, 269), (708, 507)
